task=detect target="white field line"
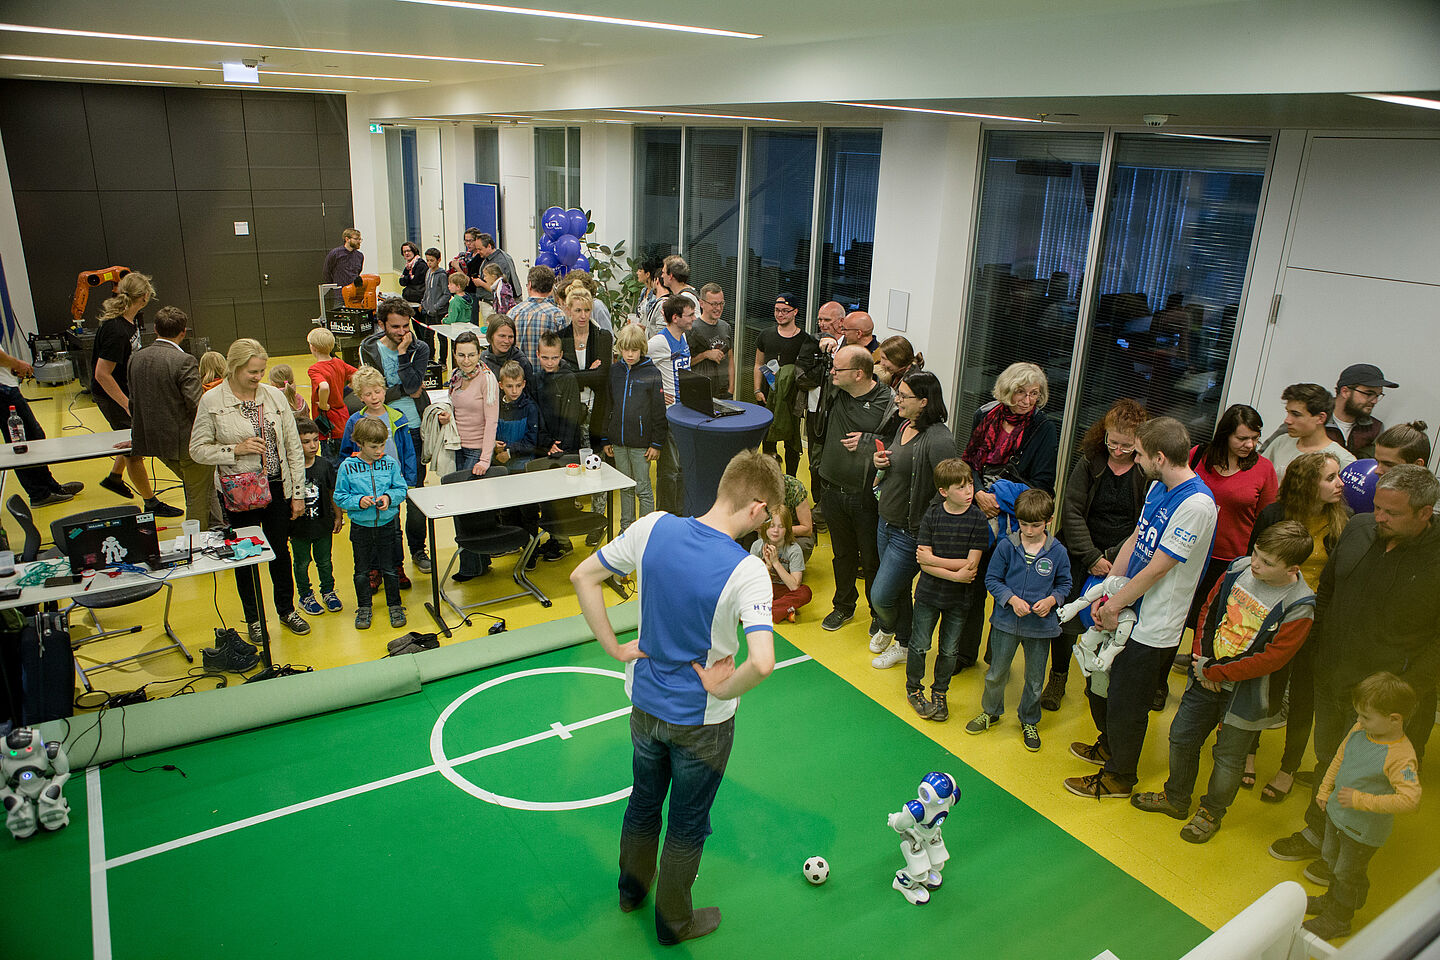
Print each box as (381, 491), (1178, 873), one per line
(87, 766), (112, 960)
(102, 654), (813, 870)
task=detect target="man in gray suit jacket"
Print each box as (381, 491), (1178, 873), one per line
(128, 306), (211, 527)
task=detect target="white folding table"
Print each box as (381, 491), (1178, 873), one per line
(406, 463), (636, 636)
(0, 429), (132, 471)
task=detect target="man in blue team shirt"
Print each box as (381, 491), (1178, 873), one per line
(571, 449), (783, 946)
(1064, 417), (1217, 800)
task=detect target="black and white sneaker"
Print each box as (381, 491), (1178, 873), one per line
(280, 610), (310, 635)
(411, 551), (433, 574)
(821, 609), (854, 631)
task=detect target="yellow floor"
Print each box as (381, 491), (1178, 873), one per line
(11, 353), (1437, 939)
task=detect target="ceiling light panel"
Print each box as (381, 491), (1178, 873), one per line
(0, 23), (541, 67)
(611, 109), (791, 122)
(1351, 93), (1440, 112)
(392, 1), (761, 38)
(831, 102), (1046, 123)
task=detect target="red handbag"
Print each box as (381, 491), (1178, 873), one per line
(220, 402), (274, 513)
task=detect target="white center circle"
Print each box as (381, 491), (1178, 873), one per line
(429, 665), (633, 811)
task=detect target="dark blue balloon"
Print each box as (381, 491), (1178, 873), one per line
(1340, 458), (1379, 513)
(535, 251), (559, 269)
(573, 254), (590, 274)
(554, 234), (581, 267)
(565, 208), (587, 238)
(539, 234), (555, 254)
(541, 206), (566, 240)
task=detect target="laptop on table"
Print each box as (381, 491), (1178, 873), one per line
(678, 369), (743, 418)
(61, 513), (162, 573)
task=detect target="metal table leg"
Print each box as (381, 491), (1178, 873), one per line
(423, 515), (453, 637)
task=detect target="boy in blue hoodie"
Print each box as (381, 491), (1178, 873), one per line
(340, 366), (418, 590)
(971, 488), (1072, 751)
(493, 360), (539, 474)
(600, 324), (666, 533)
(334, 417), (409, 630)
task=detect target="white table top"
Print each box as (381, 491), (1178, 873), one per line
(417, 320), (487, 345)
(0, 526), (275, 611)
(0, 430), (132, 471)
(407, 462), (635, 519)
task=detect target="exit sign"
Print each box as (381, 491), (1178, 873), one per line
(369, 123), (383, 134)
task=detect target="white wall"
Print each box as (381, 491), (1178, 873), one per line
(416, 128), (443, 256)
(579, 124), (634, 257)
(497, 125), (533, 266)
(0, 129), (37, 347)
(868, 118), (982, 391)
(438, 122), (475, 258)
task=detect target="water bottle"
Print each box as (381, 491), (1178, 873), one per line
(7, 406), (24, 444)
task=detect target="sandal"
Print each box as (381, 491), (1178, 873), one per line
(1240, 754), (1256, 789)
(1261, 770), (1295, 803)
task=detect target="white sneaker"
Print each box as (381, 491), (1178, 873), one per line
(872, 640), (906, 669)
(869, 629), (895, 654)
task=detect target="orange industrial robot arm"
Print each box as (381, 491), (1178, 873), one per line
(71, 266), (131, 325)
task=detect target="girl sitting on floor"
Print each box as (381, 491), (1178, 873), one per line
(751, 504), (811, 623)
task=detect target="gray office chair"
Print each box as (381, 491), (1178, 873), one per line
(46, 505), (188, 692)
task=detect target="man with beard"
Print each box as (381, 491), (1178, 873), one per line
(1063, 417), (1216, 800)
(1326, 363), (1397, 460)
(361, 299), (433, 574)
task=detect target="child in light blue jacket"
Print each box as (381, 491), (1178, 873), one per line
(333, 417), (409, 630)
(970, 488), (1072, 752)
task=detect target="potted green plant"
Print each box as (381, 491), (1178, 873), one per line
(581, 212), (644, 322)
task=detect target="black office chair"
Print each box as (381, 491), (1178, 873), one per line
(437, 469), (547, 618)
(5, 494), (57, 563)
(47, 505), (189, 692)
(526, 458), (609, 548)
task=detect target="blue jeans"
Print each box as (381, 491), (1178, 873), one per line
(612, 446), (654, 531)
(1163, 678), (1259, 820)
(619, 708), (735, 943)
(872, 518), (919, 644)
(1317, 819), (1378, 923)
(981, 626), (1051, 724)
(906, 599), (969, 695)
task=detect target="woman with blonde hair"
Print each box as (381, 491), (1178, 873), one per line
(191, 338), (311, 661)
(90, 271), (183, 516)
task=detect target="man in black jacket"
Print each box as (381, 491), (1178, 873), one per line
(814, 345), (895, 635)
(1269, 464), (1440, 870)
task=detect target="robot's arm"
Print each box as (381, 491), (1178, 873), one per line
(887, 799), (923, 834)
(44, 741), (70, 794)
(71, 267), (131, 326)
(1058, 575), (1130, 624)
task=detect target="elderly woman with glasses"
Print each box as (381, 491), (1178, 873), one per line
(1043, 399), (1152, 710)
(954, 362), (1061, 671)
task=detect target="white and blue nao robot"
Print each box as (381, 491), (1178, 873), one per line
(2, 727), (71, 840)
(887, 771), (958, 905)
(1059, 574), (1136, 694)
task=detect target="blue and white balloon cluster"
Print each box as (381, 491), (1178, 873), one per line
(537, 206), (590, 276)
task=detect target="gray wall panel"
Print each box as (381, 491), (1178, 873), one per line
(177, 190), (262, 350)
(12, 191), (107, 327)
(96, 191), (192, 321)
(243, 94), (319, 192)
(0, 81), (97, 192)
(84, 85), (176, 191)
(252, 189), (326, 355)
(166, 90), (251, 192)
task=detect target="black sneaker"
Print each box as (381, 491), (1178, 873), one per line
(1269, 831), (1321, 862)
(60, 481), (85, 496)
(355, 606), (373, 630)
(202, 639), (258, 673)
(585, 529), (605, 547)
(1305, 895), (1326, 916)
(30, 489), (77, 507)
(100, 473), (133, 499)
(1302, 914), (1351, 941)
(906, 689), (934, 719)
(245, 622), (264, 650)
(540, 539), (567, 562)
(1021, 722), (1041, 752)
(1303, 860), (1332, 887)
(144, 497), (184, 518)
(965, 713), (1000, 735)
(821, 609), (854, 631)
(280, 610), (310, 635)
(411, 551), (433, 574)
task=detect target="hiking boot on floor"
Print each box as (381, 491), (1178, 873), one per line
(1131, 791), (1189, 820)
(389, 605), (407, 628)
(928, 693), (949, 722)
(907, 689), (934, 719)
(1069, 739), (1111, 766)
(355, 606), (373, 630)
(1063, 771), (1132, 799)
(1180, 807), (1221, 844)
(202, 637), (258, 673)
(821, 609), (854, 631)
(1040, 670), (1067, 711)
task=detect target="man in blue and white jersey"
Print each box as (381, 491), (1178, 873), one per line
(571, 449), (783, 946)
(1064, 416), (1217, 800)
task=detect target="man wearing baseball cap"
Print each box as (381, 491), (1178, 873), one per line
(1327, 363), (1398, 460)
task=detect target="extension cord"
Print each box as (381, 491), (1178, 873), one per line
(108, 690), (148, 707)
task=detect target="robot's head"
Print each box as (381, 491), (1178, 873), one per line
(5, 727), (36, 757)
(918, 772), (958, 806)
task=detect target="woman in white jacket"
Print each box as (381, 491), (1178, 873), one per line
(190, 338), (310, 643)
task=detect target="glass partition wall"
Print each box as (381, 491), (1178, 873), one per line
(957, 129), (1272, 492)
(634, 125), (882, 400)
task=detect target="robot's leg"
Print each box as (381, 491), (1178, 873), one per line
(2, 791), (38, 840)
(893, 871), (931, 905)
(923, 836), (950, 888)
(1073, 629), (1104, 677)
(38, 785), (70, 832)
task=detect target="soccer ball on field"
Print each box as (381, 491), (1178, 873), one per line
(803, 856), (829, 885)
(583, 453), (603, 471)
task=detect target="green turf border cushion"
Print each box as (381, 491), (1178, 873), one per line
(38, 601), (637, 765)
